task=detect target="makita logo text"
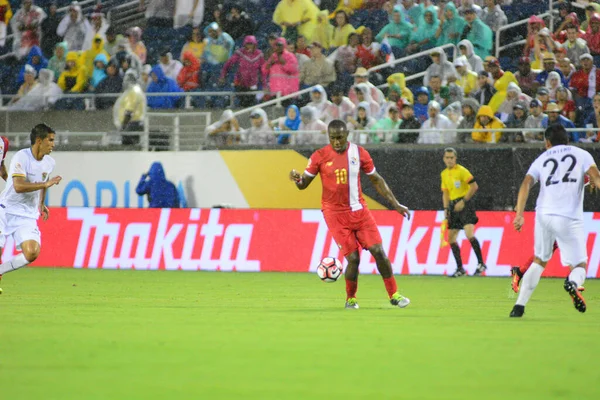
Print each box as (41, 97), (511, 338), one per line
(68, 208), (260, 271)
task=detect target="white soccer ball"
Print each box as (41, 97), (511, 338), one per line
(316, 257), (343, 282)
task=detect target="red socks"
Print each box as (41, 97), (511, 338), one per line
(345, 279), (358, 300)
(383, 276), (398, 298)
(346, 277), (398, 299)
(519, 255), (534, 275)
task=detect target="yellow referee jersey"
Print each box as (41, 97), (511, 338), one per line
(441, 164), (474, 201)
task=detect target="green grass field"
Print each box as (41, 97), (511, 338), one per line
(1, 269), (599, 400)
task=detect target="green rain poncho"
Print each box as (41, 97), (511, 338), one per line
(410, 6), (440, 49)
(462, 14), (493, 59)
(438, 2), (466, 46)
(376, 6), (414, 49)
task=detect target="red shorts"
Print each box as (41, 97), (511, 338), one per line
(323, 208), (382, 256)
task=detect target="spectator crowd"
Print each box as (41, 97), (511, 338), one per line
(0, 0), (598, 145)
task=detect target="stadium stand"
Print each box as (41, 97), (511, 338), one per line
(0, 0), (597, 147)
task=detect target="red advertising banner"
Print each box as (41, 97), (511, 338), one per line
(5, 208), (600, 277)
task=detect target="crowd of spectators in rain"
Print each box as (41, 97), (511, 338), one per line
(0, 0), (598, 145)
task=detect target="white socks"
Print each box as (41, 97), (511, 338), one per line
(516, 262), (544, 307)
(0, 253), (30, 275)
(568, 267), (586, 288)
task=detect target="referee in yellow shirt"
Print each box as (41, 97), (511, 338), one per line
(441, 148), (487, 277)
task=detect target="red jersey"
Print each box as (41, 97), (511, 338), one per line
(569, 68), (600, 99)
(305, 142), (375, 213)
(0, 136), (8, 162)
(582, 30), (600, 55)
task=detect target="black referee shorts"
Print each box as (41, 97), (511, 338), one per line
(448, 197), (479, 230)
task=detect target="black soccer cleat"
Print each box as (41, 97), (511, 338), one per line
(473, 263), (487, 276)
(510, 305), (525, 318)
(564, 280), (587, 313)
(450, 268), (466, 277)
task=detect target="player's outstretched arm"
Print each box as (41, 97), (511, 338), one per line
(289, 169), (315, 190)
(13, 175), (62, 193)
(513, 175), (535, 232)
(368, 172), (410, 219)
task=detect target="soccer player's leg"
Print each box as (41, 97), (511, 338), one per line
(0, 218), (41, 278)
(463, 205), (486, 275)
(0, 210), (10, 286)
(511, 241), (559, 293)
(344, 251), (361, 309)
(447, 228), (466, 277)
(510, 214), (554, 317)
(356, 210), (410, 308)
(0, 241), (4, 294)
(556, 219), (587, 313)
(323, 212), (360, 309)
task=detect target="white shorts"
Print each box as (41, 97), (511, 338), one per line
(0, 209), (41, 250)
(534, 214), (587, 267)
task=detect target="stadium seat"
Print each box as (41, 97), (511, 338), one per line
(365, 9), (388, 33)
(499, 56), (514, 71)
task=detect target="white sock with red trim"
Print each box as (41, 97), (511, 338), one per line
(516, 263), (544, 307)
(568, 267), (586, 288)
(0, 253), (29, 275)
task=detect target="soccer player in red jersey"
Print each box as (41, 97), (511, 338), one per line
(289, 120), (411, 309)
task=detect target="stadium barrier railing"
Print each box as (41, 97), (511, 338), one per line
(145, 111), (212, 151)
(1, 127), (591, 151)
(200, 127), (593, 148)
(107, 0), (145, 27)
(368, 43), (457, 74)
(0, 90), (274, 112)
(376, 71), (425, 90)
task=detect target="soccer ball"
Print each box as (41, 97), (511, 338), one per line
(317, 257), (343, 282)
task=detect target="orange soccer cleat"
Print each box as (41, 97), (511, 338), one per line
(510, 267), (523, 293)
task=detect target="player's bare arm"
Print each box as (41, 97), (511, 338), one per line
(39, 186), (50, 221)
(587, 165), (600, 192)
(13, 175), (62, 193)
(0, 161), (7, 181)
(442, 189), (450, 219)
(368, 172), (410, 219)
(513, 174), (535, 232)
(454, 180), (478, 212)
(289, 169), (315, 190)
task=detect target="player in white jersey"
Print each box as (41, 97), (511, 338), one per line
(0, 124), (62, 290)
(510, 125), (600, 317)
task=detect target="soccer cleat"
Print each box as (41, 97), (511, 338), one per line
(390, 293), (410, 308)
(509, 304), (525, 318)
(345, 298), (359, 309)
(473, 263), (487, 276)
(450, 268), (466, 277)
(564, 280), (586, 313)
(511, 266), (523, 293)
